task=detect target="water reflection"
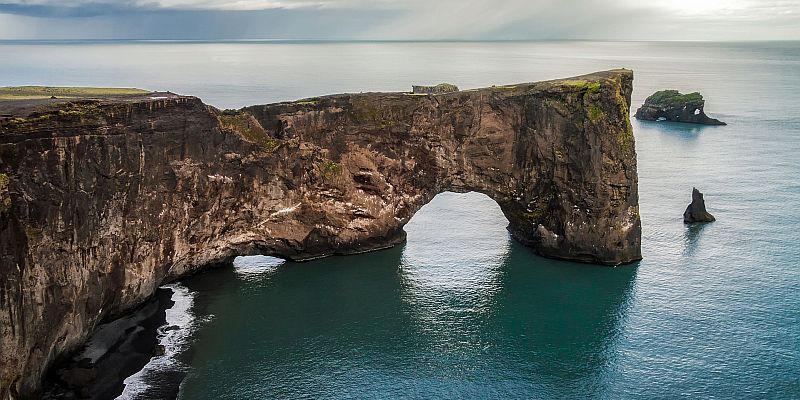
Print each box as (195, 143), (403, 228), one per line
(398, 192), (511, 354)
(489, 245), (638, 397)
(179, 192), (638, 398)
(634, 119), (726, 144)
(394, 192), (638, 397)
(682, 223), (708, 256)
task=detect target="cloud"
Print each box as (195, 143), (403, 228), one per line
(0, 0), (332, 15)
(0, 0), (797, 40)
(362, 0), (657, 40)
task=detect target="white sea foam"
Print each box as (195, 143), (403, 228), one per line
(116, 283), (196, 400)
(114, 258), (280, 399)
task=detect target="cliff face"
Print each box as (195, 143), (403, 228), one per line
(0, 69), (640, 398)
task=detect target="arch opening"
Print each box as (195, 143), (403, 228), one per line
(232, 255), (286, 277)
(398, 191), (512, 335)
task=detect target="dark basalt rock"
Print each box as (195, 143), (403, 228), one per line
(0, 69), (641, 398)
(684, 187), (716, 223)
(635, 90), (726, 125)
(40, 287), (175, 400)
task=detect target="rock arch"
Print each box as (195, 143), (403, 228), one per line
(0, 69), (640, 397)
(237, 68), (640, 266)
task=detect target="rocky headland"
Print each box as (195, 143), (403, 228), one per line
(635, 90), (726, 125)
(0, 69), (641, 398)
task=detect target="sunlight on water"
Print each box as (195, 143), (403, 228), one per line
(233, 255), (286, 278)
(399, 192), (510, 355)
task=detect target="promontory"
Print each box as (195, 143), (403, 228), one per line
(0, 69), (641, 398)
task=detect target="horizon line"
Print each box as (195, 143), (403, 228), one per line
(1, 38), (799, 44)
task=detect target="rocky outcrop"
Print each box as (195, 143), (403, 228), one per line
(635, 90), (725, 125)
(412, 83), (459, 94)
(684, 187), (715, 223)
(0, 69), (641, 398)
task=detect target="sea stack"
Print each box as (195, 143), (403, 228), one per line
(635, 90), (725, 125)
(684, 188), (716, 223)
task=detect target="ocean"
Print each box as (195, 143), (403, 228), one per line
(3, 40), (798, 399)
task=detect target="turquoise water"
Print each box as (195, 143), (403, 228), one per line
(2, 41), (798, 398)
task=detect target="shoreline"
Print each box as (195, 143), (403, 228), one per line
(42, 285), (193, 400)
(117, 283), (197, 400)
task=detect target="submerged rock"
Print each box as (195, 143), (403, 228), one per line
(635, 90), (725, 125)
(684, 188), (716, 223)
(0, 69), (641, 397)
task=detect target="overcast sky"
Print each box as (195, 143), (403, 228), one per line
(0, 0), (797, 40)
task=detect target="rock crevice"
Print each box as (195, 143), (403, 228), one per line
(0, 69), (641, 398)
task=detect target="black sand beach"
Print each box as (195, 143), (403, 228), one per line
(42, 288), (177, 399)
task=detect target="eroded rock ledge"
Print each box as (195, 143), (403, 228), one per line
(0, 69), (640, 398)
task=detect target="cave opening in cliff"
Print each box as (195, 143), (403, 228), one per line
(229, 191), (512, 277)
(232, 254), (286, 276)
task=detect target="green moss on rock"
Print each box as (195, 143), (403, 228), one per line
(522, 196), (552, 222)
(219, 112), (281, 152)
(295, 97), (321, 106)
(319, 160), (344, 187)
(615, 86), (635, 155)
(349, 101), (399, 129)
(644, 90), (704, 108)
(543, 98), (569, 116)
(322, 161), (342, 175)
(0, 173), (10, 211)
(24, 225), (42, 241)
(561, 80), (601, 93)
(588, 104), (605, 122)
(412, 83), (459, 95)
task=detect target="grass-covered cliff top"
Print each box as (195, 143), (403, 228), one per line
(643, 90), (704, 108)
(412, 83), (459, 94)
(0, 86), (148, 101)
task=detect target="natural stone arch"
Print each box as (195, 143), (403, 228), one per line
(237, 69), (640, 266)
(0, 69), (640, 397)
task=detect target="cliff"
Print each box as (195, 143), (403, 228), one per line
(0, 69), (641, 398)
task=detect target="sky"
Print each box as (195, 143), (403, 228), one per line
(0, 0), (797, 40)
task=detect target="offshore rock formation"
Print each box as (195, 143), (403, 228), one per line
(0, 69), (640, 398)
(684, 187), (716, 223)
(635, 90), (726, 125)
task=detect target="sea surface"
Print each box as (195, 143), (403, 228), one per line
(2, 40), (798, 399)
